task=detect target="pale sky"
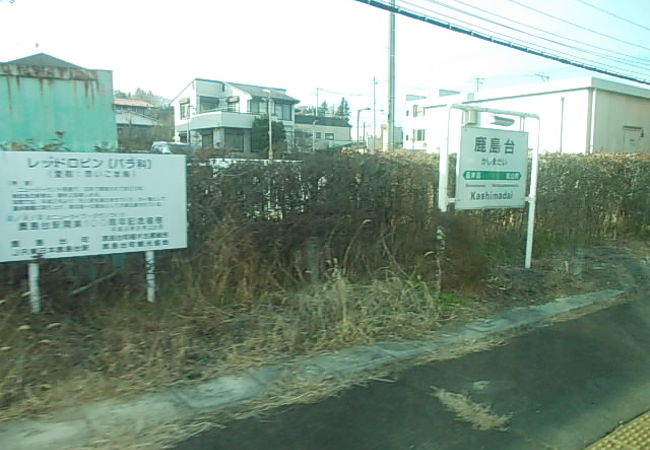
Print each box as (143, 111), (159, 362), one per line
(1, 0), (649, 125)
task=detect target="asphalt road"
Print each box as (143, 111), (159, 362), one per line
(175, 296), (650, 450)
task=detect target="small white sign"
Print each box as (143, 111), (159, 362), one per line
(0, 151), (187, 262)
(455, 126), (529, 210)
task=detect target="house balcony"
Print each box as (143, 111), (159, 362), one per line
(176, 107), (296, 134)
(177, 110), (256, 131)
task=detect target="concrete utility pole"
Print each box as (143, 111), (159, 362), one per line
(372, 77), (377, 154)
(387, 0), (396, 152)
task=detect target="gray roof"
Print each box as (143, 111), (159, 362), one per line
(227, 81), (300, 104)
(295, 114), (351, 127)
(5, 53), (84, 69)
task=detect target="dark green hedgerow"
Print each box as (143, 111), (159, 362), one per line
(164, 151), (650, 304)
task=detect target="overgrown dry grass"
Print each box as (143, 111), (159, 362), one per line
(0, 268), (478, 423)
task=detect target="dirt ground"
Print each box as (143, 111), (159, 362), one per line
(479, 239), (650, 310)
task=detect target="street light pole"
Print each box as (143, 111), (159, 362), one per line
(186, 106), (190, 145)
(356, 107), (371, 146)
(185, 104), (194, 145)
(264, 89), (273, 161)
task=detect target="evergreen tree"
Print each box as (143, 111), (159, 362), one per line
(317, 101), (329, 117)
(251, 115), (287, 157)
(335, 97), (351, 120)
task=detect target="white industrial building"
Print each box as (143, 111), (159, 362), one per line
(404, 77), (650, 154)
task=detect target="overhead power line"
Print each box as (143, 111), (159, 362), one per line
(505, 0), (650, 53)
(441, 0), (650, 65)
(352, 0), (650, 85)
(400, 0), (650, 78)
(416, 0), (650, 72)
(574, 0), (650, 33)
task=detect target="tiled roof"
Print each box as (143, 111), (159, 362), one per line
(114, 97), (155, 108)
(226, 81), (300, 104)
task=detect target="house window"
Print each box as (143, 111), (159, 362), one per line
(253, 101), (268, 114)
(315, 132), (322, 139)
(199, 96), (220, 113)
(325, 133), (334, 140)
(179, 102), (189, 119)
(413, 129), (426, 141)
(274, 103), (292, 121)
(224, 128), (245, 152)
(201, 131), (214, 149)
(223, 96), (239, 112)
(413, 105), (425, 117)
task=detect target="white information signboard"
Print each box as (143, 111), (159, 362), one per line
(455, 126), (528, 210)
(0, 151), (187, 263)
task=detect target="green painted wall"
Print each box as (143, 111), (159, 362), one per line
(0, 64), (118, 152)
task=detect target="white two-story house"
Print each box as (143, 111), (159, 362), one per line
(171, 78), (299, 154)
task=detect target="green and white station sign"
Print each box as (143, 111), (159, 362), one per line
(455, 126), (528, 210)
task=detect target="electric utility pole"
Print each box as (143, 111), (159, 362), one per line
(372, 77), (377, 154)
(387, 0), (396, 152)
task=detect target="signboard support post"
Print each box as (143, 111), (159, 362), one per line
(524, 125), (541, 269)
(28, 261), (41, 314)
(146, 250), (156, 303)
(432, 105), (455, 295)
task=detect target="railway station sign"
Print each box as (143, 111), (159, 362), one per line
(455, 126), (528, 210)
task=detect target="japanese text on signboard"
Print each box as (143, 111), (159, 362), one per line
(455, 127), (528, 210)
(0, 152), (187, 262)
